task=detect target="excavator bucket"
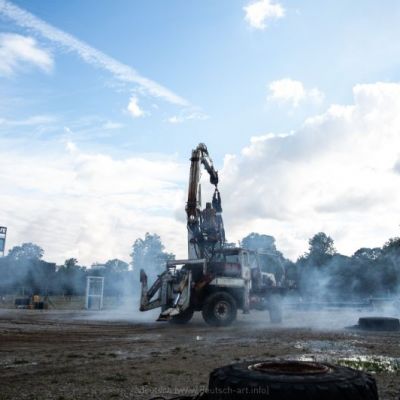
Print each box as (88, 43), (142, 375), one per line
(139, 269), (163, 311)
(156, 270), (192, 320)
(140, 259), (205, 320)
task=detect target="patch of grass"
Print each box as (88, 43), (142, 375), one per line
(337, 356), (400, 373)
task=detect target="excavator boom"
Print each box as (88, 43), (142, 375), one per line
(185, 143), (225, 259)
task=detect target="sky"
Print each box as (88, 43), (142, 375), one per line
(1, 0), (400, 265)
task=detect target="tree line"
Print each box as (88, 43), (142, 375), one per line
(0, 232), (171, 297)
(240, 231), (400, 300)
(0, 231), (399, 300)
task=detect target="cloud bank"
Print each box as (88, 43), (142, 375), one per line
(221, 82), (400, 259)
(0, 142), (186, 265)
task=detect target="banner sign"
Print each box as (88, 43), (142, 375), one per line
(0, 227), (6, 254)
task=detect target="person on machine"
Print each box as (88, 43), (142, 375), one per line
(201, 202), (218, 240)
(212, 188), (225, 243)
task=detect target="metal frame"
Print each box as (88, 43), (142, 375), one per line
(85, 276), (104, 310)
(140, 258), (207, 319)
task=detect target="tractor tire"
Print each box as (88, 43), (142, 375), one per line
(208, 360), (378, 400)
(202, 292), (237, 327)
(268, 294), (283, 324)
(169, 308), (194, 325)
(358, 316), (400, 331)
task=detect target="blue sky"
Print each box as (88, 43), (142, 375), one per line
(1, 0), (400, 264)
(3, 0), (400, 159)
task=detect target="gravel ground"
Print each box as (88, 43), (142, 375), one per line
(0, 308), (399, 400)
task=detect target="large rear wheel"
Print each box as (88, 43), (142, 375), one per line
(202, 292), (237, 327)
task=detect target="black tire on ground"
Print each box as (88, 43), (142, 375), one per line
(268, 294), (283, 323)
(169, 308), (194, 325)
(209, 360), (378, 400)
(358, 316), (400, 331)
(202, 292), (237, 327)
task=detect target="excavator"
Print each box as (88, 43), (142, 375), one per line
(139, 143), (284, 326)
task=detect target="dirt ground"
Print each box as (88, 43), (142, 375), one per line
(0, 308), (399, 400)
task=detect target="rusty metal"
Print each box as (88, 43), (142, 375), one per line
(249, 361), (330, 375)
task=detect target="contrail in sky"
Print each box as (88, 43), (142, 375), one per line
(0, 0), (189, 106)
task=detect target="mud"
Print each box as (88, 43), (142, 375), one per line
(0, 308), (399, 399)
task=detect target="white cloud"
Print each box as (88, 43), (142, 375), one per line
(268, 78), (324, 107)
(0, 0), (189, 106)
(0, 141), (187, 265)
(65, 140), (77, 153)
(102, 121), (124, 130)
(127, 96), (145, 118)
(221, 82), (400, 260)
(0, 114), (56, 126)
(244, 0), (285, 30)
(168, 116), (182, 124)
(0, 33), (53, 76)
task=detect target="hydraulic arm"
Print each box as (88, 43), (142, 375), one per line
(185, 143), (225, 259)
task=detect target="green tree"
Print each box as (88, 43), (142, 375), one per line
(296, 232), (337, 300)
(131, 233), (174, 279)
(240, 232), (289, 283)
(379, 237), (400, 294)
(383, 237), (400, 252)
(241, 233), (276, 252)
(8, 243), (44, 260)
(94, 259), (131, 297)
(64, 258), (78, 268)
(301, 232), (336, 268)
(104, 259), (129, 273)
(56, 259), (86, 296)
(0, 243), (56, 295)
